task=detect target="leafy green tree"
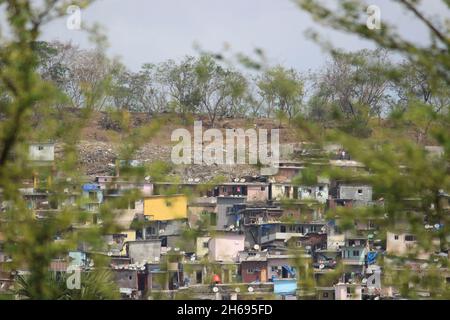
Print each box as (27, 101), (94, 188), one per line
(257, 65), (304, 120)
(0, 0), (130, 300)
(295, 0), (450, 298)
(308, 49), (392, 136)
(195, 55), (247, 126)
(14, 269), (119, 300)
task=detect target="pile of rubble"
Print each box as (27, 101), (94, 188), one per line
(76, 141), (118, 176)
(72, 141), (260, 180)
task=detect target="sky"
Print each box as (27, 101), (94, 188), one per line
(2, 0), (449, 72)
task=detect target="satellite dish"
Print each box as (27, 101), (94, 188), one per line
(254, 244), (260, 250)
(194, 178), (200, 183)
(240, 179), (245, 183)
(213, 286), (219, 293)
(235, 287), (241, 293)
(319, 264), (325, 269)
(248, 286), (254, 293)
(144, 176), (150, 181)
(188, 178), (193, 182)
(159, 229), (165, 234)
(234, 178), (239, 182)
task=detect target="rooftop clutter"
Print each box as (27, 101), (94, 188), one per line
(1, 143), (446, 300)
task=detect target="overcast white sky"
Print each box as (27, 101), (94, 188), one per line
(3, 0), (449, 71)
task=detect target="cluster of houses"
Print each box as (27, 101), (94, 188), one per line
(0, 142), (448, 300)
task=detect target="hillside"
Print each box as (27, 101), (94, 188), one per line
(67, 112), (302, 179)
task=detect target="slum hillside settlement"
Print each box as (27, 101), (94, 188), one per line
(0, 116), (448, 300)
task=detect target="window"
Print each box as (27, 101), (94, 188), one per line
(394, 235), (399, 240)
(261, 186), (265, 191)
(247, 269), (256, 274)
(203, 241), (209, 248)
(358, 189), (363, 195)
(38, 146), (44, 150)
(280, 225), (286, 233)
(323, 292), (329, 298)
(352, 250), (360, 257)
(405, 235), (416, 241)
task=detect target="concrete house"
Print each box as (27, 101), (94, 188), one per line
(334, 283), (362, 300)
(208, 232), (245, 263)
(259, 222), (326, 248)
(239, 250), (269, 283)
(127, 239), (162, 264)
(246, 183), (269, 202)
(341, 236), (368, 265)
(298, 184), (329, 203)
(138, 219), (188, 249)
(386, 231), (439, 260)
(96, 176), (153, 196)
(333, 182), (373, 205)
(271, 183), (296, 200)
(266, 252), (297, 280)
(29, 143), (55, 162)
(81, 183), (103, 214)
(216, 196), (246, 231)
(144, 194), (188, 221)
(188, 197), (217, 228)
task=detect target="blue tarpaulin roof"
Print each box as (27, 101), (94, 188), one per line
(367, 251), (378, 265)
(82, 184), (100, 191)
(273, 279), (297, 295)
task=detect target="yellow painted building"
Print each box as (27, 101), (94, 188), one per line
(144, 194), (188, 221)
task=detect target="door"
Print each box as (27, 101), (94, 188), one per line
(260, 268), (267, 282)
